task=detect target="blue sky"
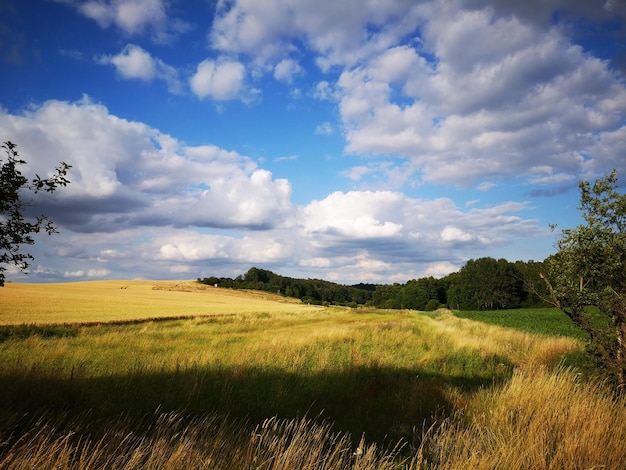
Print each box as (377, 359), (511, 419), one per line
(1, 0), (625, 284)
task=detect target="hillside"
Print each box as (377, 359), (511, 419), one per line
(0, 280), (320, 325)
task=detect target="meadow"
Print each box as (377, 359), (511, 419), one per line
(1, 281), (625, 468)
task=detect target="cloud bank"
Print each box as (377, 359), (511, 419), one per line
(0, 98), (545, 282)
(3, 0), (626, 284)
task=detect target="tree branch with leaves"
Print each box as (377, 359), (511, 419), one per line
(0, 141), (71, 286)
(540, 170), (626, 391)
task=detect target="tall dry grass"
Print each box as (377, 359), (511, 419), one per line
(419, 367), (626, 469)
(2, 368), (625, 469)
(0, 412), (408, 470)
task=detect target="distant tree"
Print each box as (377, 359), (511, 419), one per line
(540, 170), (626, 390)
(401, 277), (445, 310)
(0, 141), (70, 286)
(447, 257), (524, 310)
(514, 260), (551, 307)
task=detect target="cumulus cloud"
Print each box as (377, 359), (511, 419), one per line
(0, 98), (293, 232)
(336, 5), (626, 187)
(71, 0), (189, 42)
(210, 0), (421, 68)
(100, 44), (156, 79)
(273, 58), (302, 83)
(98, 44), (182, 93)
(298, 190), (541, 281)
(0, 97), (545, 283)
(190, 58), (247, 100)
(207, 0), (626, 188)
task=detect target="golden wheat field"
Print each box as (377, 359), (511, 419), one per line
(0, 280), (321, 324)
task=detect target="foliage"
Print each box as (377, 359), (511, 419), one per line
(200, 267), (373, 306)
(0, 141), (70, 286)
(541, 170), (626, 389)
(447, 257), (526, 310)
(200, 259), (550, 311)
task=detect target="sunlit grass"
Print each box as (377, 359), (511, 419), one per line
(421, 367), (626, 469)
(0, 280), (318, 324)
(2, 282), (621, 468)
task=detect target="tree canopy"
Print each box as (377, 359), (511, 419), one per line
(0, 141), (71, 286)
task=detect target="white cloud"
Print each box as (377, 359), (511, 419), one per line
(190, 58), (247, 101)
(87, 268), (111, 277)
(156, 230), (296, 265)
(340, 161), (417, 190)
(334, 4), (626, 187)
(477, 182), (496, 192)
(441, 226), (474, 243)
(0, 98), (293, 232)
(73, 0), (188, 42)
(303, 191), (405, 240)
(100, 44), (156, 80)
(300, 257), (332, 268)
(312, 81), (335, 101)
(98, 44), (182, 93)
(210, 0), (421, 69)
(423, 261), (462, 278)
(64, 270), (86, 278)
(341, 166), (371, 181)
(273, 58), (302, 83)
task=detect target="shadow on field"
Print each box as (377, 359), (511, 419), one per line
(0, 363), (503, 446)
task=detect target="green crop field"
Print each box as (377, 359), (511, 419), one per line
(452, 307), (588, 339)
(1, 281), (625, 469)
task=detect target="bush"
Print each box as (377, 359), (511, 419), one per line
(424, 299), (442, 311)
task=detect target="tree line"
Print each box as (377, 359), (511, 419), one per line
(198, 257), (552, 311)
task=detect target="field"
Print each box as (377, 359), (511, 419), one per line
(0, 280), (319, 324)
(452, 307), (588, 339)
(1, 281), (625, 468)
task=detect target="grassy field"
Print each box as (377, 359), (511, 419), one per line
(0, 280), (319, 324)
(1, 281), (625, 468)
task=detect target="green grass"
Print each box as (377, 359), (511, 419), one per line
(452, 307), (587, 339)
(0, 311), (494, 445)
(0, 308), (578, 447)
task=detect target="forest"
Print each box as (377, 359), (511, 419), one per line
(198, 257), (551, 311)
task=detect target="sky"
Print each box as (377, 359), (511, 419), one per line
(0, 0), (625, 285)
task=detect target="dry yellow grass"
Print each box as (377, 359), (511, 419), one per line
(422, 367), (626, 469)
(0, 280), (321, 324)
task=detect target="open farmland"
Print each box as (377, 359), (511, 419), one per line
(1, 281), (625, 468)
(0, 280), (320, 324)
